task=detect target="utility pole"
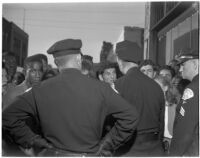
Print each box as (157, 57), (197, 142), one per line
(22, 8), (26, 31)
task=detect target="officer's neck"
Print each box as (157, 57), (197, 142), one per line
(191, 72), (199, 81)
(124, 63), (138, 74)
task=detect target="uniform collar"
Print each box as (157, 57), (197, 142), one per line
(126, 66), (139, 75)
(60, 68), (81, 75)
(192, 74), (199, 82)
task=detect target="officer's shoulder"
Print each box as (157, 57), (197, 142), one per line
(183, 80), (198, 96)
(115, 75), (126, 84)
(40, 75), (60, 88)
(87, 77), (111, 90)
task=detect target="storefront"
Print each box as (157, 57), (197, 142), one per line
(144, 2), (199, 66)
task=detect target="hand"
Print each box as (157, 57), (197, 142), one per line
(97, 150), (113, 157)
(31, 135), (53, 149)
(96, 138), (114, 157)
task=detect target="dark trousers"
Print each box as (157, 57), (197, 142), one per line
(115, 132), (164, 157)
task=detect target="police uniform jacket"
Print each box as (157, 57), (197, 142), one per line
(115, 67), (165, 135)
(170, 75), (199, 156)
(2, 68), (139, 154)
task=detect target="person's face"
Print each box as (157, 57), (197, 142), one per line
(5, 57), (17, 75)
(179, 60), (194, 81)
(26, 62), (43, 85)
(159, 69), (172, 81)
(140, 65), (154, 79)
(102, 68), (117, 85)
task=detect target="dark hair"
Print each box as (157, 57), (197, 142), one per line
(96, 61), (122, 79)
(82, 56), (93, 71)
(12, 72), (25, 85)
(159, 65), (176, 78)
(139, 59), (155, 69)
(97, 62), (117, 75)
(82, 55), (93, 62)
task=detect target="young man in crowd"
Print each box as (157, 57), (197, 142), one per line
(3, 55), (44, 109)
(2, 54), (44, 156)
(97, 61), (119, 90)
(139, 59), (156, 79)
(159, 65), (175, 82)
(33, 54), (49, 73)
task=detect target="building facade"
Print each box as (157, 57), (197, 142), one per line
(116, 26), (144, 61)
(2, 18), (29, 67)
(144, 2), (199, 66)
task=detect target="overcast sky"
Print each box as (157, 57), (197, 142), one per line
(3, 2), (145, 67)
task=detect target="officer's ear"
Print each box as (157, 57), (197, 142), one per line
(76, 54), (82, 68)
(98, 74), (104, 81)
(54, 58), (58, 66)
(193, 59), (199, 71)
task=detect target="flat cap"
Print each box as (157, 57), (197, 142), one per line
(177, 50), (199, 65)
(47, 39), (82, 57)
(116, 40), (142, 63)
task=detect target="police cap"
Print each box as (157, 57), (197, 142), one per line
(116, 40), (142, 63)
(47, 39), (82, 58)
(177, 50), (199, 65)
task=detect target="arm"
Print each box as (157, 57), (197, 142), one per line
(97, 85), (139, 156)
(2, 89), (52, 150)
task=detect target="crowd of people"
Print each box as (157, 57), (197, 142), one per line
(2, 38), (199, 157)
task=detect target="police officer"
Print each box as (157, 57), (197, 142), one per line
(114, 40), (165, 156)
(2, 39), (139, 156)
(170, 51), (199, 156)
